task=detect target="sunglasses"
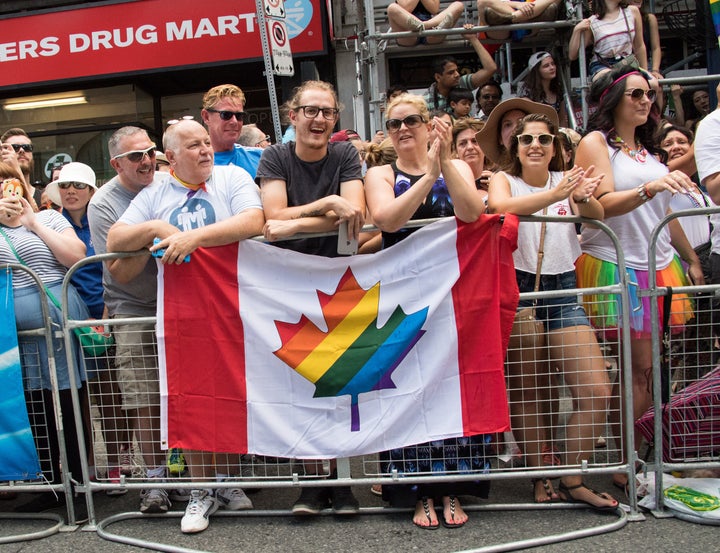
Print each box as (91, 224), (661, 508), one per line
(111, 145), (157, 162)
(58, 181), (90, 190)
(167, 115), (194, 126)
(10, 143), (33, 153)
(255, 134), (271, 147)
(625, 88), (657, 102)
(206, 108), (246, 122)
(517, 133), (554, 147)
(385, 114), (426, 132)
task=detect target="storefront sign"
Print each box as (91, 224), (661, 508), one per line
(0, 0), (324, 89)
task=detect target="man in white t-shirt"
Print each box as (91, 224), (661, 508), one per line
(108, 119), (264, 535)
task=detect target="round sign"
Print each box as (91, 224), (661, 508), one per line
(272, 22), (286, 47)
(44, 153), (74, 179)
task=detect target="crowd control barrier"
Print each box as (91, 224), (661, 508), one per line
(51, 215), (646, 552)
(0, 263), (74, 543)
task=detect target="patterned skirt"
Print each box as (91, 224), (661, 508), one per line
(575, 253), (693, 340)
(379, 435), (492, 506)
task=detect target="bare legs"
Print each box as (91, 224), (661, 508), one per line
(387, 2), (464, 46)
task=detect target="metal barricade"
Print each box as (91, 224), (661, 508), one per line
(645, 207), (720, 521)
(0, 263), (72, 542)
(62, 217), (636, 551)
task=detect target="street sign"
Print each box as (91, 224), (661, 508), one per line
(268, 20), (294, 76)
(263, 0), (285, 18)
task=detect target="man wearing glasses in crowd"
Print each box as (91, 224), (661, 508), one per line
(1, 128), (40, 207)
(87, 127), (173, 515)
(257, 80), (364, 515)
(201, 84), (263, 177)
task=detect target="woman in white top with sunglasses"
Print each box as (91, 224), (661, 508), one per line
(488, 113), (619, 511)
(365, 93), (486, 530)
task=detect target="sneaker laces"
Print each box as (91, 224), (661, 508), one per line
(186, 491), (208, 515)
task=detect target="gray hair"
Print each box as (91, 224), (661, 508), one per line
(237, 124), (264, 147)
(108, 126), (149, 157)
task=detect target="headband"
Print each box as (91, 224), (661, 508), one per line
(599, 70), (641, 104)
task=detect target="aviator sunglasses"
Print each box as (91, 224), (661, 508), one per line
(625, 88), (657, 102)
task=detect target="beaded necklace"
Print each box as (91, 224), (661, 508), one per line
(612, 135), (647, 163)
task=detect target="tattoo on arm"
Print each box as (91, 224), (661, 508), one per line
(296, 209), (323, 219)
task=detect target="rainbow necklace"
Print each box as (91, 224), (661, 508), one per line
(612, 136), (647, 163)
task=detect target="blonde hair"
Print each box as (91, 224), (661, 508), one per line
(364, 138), (398, 168)
(287, 80), (342, 111)
(202, 84), (246, 109)
(386, 93), (430, 121)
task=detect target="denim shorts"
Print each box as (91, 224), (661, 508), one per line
(516, 269), (591, 332)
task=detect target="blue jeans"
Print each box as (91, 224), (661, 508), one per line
(516, 270), (591, 332)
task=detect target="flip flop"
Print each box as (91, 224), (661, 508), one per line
(413, 497), (439, 530)
(532, 478), (559, 503)
(442, 496), (467, 529)
(559, 482), (618, 513)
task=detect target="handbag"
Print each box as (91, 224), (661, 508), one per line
(0, 226), (114, 357)
(509, 214), (548, 350)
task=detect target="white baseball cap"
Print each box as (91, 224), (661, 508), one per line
(528, 51), (552, 71)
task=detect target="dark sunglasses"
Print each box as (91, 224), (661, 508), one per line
(206, 108), (246, 122)
(58, 181), (90, 190)
(111, 145), (157, 162)
(10, 143), (33, 153)
(625, 88), (657, 102)
(517, 133), (554, 147)
(385, 114), (426, 132)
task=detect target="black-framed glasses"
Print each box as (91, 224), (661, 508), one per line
(296, 105), (339, 120)
(167, 115), (194, 126)
(517, 133), (554, 147)
(385, 114), (426, 132)
(111, 145), (157, 162)
(625, 88), (657, 102)
(57, 181), (90, 190)
(255, 134), (271, 147)
(10, 143), (33, 153)
(206, 108), (246, 122)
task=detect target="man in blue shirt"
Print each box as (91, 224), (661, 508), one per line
(201, 84), (263, 177)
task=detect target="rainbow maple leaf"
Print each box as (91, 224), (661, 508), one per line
(273, 268), (428, 432)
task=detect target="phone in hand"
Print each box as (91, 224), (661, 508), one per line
(337, 221), (358, 256)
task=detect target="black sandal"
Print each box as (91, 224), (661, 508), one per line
(559, 481), (618, 512)
(442, 495), (466, 529)
(531, 478), (558, 503)
(413, 497), (438, 530)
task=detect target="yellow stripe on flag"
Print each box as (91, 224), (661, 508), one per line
(294, 283), (380, 383)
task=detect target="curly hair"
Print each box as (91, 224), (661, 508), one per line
(502, 113), (566, 176)
(287, 80), (342, 112)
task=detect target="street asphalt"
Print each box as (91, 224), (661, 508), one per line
(1, 470), (718, 553)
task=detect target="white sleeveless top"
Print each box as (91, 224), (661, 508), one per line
(505, 171), (581, 275)
(580, 132), (673, 270)
(590, 7), (635, 60)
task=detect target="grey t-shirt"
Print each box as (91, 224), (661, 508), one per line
(87, 175), (157, 317)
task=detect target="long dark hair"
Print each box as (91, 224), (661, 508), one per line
(521, 55), (560, 104)
(502, 113), (566, 177)
(587, 66), (666, 162)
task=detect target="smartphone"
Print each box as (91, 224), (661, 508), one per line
(337, 221), (358, 256)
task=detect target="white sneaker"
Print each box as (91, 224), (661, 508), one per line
(181, 490), (219, 534)
(216, 486), (253, 510)
(139, 488), (171, 513)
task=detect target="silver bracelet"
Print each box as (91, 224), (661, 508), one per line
(636, 184), (650, 202)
